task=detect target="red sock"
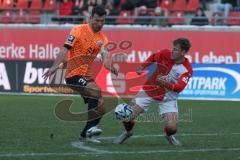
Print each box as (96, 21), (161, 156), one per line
(123, 121), (135, 132)
(164, 127), (176, 136)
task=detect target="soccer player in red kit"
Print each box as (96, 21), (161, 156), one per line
(114, 38), (192, 146)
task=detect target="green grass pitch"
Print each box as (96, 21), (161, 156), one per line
(0, 94), (240, 160)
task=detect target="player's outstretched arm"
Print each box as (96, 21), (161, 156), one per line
(136, 53), (155, 75)
(100, 46), (118, 76)
(43, 47), (68, 81)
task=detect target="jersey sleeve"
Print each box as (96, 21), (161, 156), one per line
(140, 53), (156, 68)
(164, 72), (192, 93)
(102, 35), (109, 47)
(64, 27), (79, 47)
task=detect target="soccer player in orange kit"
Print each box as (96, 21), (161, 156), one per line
(43, 5), (118, 143)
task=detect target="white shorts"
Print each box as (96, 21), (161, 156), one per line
(132, 90), (178, 115)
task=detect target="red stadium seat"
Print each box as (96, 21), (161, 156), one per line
(30, 0), (42, 10)
(15, 10), (27, 23)
(186, 0), (199, 12)
(28, 10), (41, 23)
(173, 0), (186, 11)
(43, 0), (56, 11)
(16, 0), (29, 9)
(160, 0), (173, 11)
(116, 11), (135, 24)
(0, 10), (13, 23)
(168, 11), (185, 25)
(2, 0), (14, 8)
(226, 12), (240, 25)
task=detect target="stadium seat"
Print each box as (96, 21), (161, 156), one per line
(226, 12), (240, 25)
(2, 0), (14, 8)
(168, 11), (185, 25)
(28, 10), (41, 23)
(43, 0), (56, 11)
(116, 11), (135, 24)
(0, 10), (13, 23)
(15, 10), (27, 23)
(172, 0), (187, 11)
(30, 0), (42, 10)
(16, 0), (29, 9)
(160, 0), (173, 11)
(186, 0), (199, 12)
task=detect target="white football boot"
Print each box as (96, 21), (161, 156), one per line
(164, 133), (182, 146)
(79, 126), (102, 144)
(86, 126), (103, 137)
(113, 131), (133, 144)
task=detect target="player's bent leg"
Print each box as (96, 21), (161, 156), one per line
(80, 82), (106, 141)
(83, 81), (102, 100)
(162, 112), (182, 146)
(163, 112), (178, 136)
(113, 104), (144, 144)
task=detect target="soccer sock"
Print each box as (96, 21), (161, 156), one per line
(80, 98), (101, 138)
(164, 127), (177, 136)
(88, 98), (102, 126)
(123, 121), (135, 132)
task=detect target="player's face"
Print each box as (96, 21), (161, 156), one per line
(171, 44), (185, 60)
(90, 14), (106, 32)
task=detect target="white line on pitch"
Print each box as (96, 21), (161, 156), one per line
(1, 148), (240, 158)
(98, 132), (240, 140)
(71, 141), (110, 154)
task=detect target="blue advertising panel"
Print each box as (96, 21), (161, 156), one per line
(180, 64), (240, 100)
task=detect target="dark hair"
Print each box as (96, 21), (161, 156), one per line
(91, 5), (107, 17)
(173, 38), (191, 52)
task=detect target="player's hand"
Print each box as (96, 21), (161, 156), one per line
(42, 67), (57, 82)
(97, 40), (103, 48)
(136, 66), (144, 75)
(110, 65), (118, 76)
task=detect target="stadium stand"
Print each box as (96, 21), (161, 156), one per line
(0, 0), (239, 26)
(226, 11), (240, 25)
(43, 0), (57, 11)
(186, 0), (200, 12)
(172, 0), (187, 11)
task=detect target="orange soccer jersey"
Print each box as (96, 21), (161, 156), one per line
(64, 24), (108, 78)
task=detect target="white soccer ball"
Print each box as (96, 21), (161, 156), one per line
(115, 103), (133, 121)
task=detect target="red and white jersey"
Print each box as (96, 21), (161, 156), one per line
(142, 49), (192, 101)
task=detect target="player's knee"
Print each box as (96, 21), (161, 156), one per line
(90, 87), (102, 99)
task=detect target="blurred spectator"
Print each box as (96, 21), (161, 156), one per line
(58, 0), (73, 16)
(72, 0), (85, 15)
(105, 1), (119, 24)
(222, 0), (237, 7)
(135, 5), (151, 25)
(135, 0), (157, 8)
(209, 0), (233, 20)
(190, 7), (209, 25)
(81, 0), (98, 22)
(151, 6), (168, 26)
(120, 0), (135, 11)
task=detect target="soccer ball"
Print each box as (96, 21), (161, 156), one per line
(115, 103), (133, 121)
